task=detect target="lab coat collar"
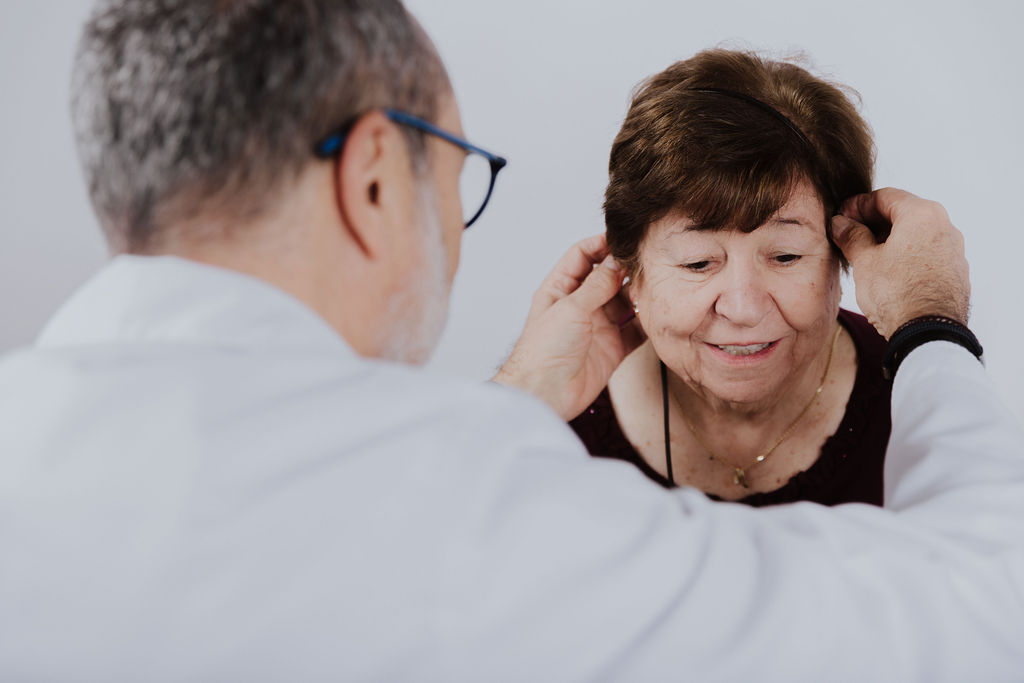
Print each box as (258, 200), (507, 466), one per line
(37, 254), (352, 356)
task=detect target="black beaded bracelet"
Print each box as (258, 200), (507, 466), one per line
(882, 316), (984, 381)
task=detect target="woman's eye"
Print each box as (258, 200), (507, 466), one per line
(774, 254), (802, 264)
(683, 260), (711, 272)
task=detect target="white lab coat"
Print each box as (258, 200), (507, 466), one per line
(0, 255), (1021, 682)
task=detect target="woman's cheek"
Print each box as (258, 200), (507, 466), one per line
(647, 281), (713, 337)
(772, 268), (839, 329)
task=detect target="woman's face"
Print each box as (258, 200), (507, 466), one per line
(631, 180), (841, 408)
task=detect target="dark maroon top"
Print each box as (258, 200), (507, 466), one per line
(569, 309), (892, 507)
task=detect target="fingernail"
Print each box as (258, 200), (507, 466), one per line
(831, 215), (853, 236)
(601, 254), (618, 269)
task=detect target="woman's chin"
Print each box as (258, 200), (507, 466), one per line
(699, 381), (782, 411)
(665, 337), (811, 410)
(686, 354), (792, 409)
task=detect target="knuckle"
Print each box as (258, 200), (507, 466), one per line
(924, 199), (949, 220)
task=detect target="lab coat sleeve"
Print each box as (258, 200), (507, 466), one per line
(434, 342), (1024, 681)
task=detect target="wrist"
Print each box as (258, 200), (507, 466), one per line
(883, 296), (969, 339)
(882, 316), (983, 381)
(492, 370), (568, 419)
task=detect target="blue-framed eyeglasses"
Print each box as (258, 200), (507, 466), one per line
(314, 109), (508, 229)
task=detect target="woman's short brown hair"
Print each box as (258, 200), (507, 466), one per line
(604, 49), (875, 273)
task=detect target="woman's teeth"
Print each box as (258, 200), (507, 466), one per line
(715, 342), (772, 356)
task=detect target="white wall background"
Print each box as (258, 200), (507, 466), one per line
(2, 1), (1023, 418)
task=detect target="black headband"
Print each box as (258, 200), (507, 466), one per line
(688, 87), (839, 212)
(688, 87), (814, 149)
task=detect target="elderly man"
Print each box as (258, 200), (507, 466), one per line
(0, 0), (1021, 680)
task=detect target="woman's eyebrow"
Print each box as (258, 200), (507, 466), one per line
(769, 217), (816, 231)
(665, 223), (713, 238)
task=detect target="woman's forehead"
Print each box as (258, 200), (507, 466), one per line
(777, 180), (827, 220)
(647, 216), (827, 257)
(652, 179), (826, 241)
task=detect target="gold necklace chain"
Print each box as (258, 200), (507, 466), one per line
(668, 324), (842, 489)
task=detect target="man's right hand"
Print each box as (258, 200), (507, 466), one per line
(832, 188), (971, 340)
(492, 234), (645, 421)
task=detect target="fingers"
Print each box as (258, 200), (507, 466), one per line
(619, 317), (647, 356)
(533, 234), (611, 310)
(831, 214), (878, 265)
(547, 234), (609, 290)
(569, 254), (627, 314)
(600, 290), (634, 328)
(841, 188), (909, 224)
(574, 233), (611, 264)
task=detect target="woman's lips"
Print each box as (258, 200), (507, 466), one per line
(705, 340), (780, 361)
(714, 342), (771, 356)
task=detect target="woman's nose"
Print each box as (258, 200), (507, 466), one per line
(712, 266), (773, 328)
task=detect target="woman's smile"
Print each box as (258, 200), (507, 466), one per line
(704, 339), (780, 363)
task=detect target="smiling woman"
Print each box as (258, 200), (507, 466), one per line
(570, 50), (891, 506)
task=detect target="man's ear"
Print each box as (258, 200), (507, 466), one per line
(335, 110), (413, 260)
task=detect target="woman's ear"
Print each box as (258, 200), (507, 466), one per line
(334, 110), (415, 261)
(622, 269), (639, 310)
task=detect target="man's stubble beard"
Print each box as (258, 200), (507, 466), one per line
(378, 182), (451, 365)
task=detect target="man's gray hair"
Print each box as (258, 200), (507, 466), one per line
(71, 0), (448, 252)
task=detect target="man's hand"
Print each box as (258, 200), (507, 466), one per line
(492, 234), (645, 420)
(832, 188), (971, 339)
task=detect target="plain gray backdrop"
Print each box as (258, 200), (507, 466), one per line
(2, 0), (1022, 419)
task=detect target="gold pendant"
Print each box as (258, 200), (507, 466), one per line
(733, 468), (749, 488)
